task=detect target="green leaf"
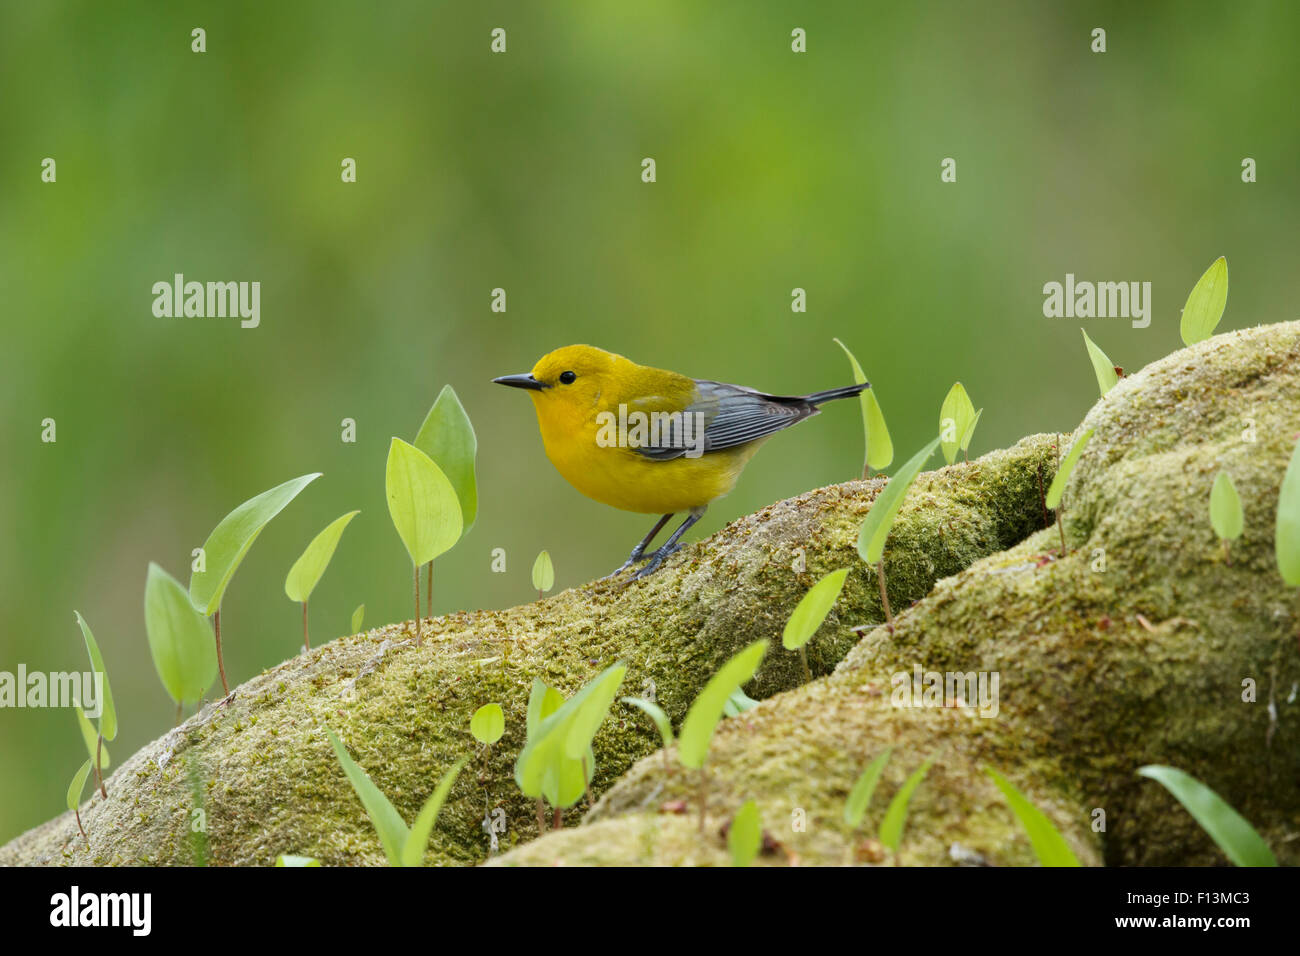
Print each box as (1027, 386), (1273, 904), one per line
(541, 688), (564, 720)
(518, 694), (563, 792)
(857, 437), (942, 565)
(525, 679), (548, 739)
(678, 640), (767, 769)
(470, 703), (505, 745)
(960, 408), (983, 455)
(782, 569), (849, 650)
(878, 757), (934, 852)
(75, 707), (110, 769)
(722, 686), (760, 717)
(326, 728), (409, 866)
(515, 720), (586, 806)
(544, 746), (593, 809)
(545, 747), (594, 810)
(1045, 429), (1094, 510)
(939, 383), (976, 465)
(350, 604), (365, 633)
(1081, 329), (1119, 397)
(385, 438), (463, 567)
(621, 696), (673, 748)
(401, 756), (469, 867)
(843, 747), (893, 828)
(862, 390), (893, 471)
(1179, 256), (1229, 347)
(190, 473), (321, 615)
(144, 563), (218, 706)
(1137, 765), (1275, 866)
(67, 760), (92, 812)
(1276, 438), (1300, 586)
(414, 385), (479, 530)
(514, 664), (626, 808)
(532, 549), (554, 593)
(728, 800), (762, 867)
(834, 338), (893, 471)
(284, 510), (359, 603)
(74, 611), (116, 741)
(986, 768), (1081, 866)
(1209, 471), (1243, 542)
(275, 855), (320, 867)
(563, 663), (628, 759)
(525, 679), (566, 740)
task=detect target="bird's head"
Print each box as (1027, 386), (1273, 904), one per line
(493, 344), (623, 411)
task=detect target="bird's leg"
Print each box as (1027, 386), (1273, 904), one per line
(633, 506), (706, 580)
(603, 513), (674, 579)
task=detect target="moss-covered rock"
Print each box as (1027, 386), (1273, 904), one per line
(0, 433), (1057, 866)
(491, 687), (1103, 867)
(493, 323), (1300, 867)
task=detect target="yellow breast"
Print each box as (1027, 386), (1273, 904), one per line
(530, 394), (760, 514)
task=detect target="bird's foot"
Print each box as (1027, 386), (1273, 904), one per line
(600, 554), (643, 580)
(631, 543), (682, 580)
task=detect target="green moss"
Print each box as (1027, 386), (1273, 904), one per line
(495, 322), (1300, 867)
(1, 434), (1056, 867)
(493, 688), (1099, 867)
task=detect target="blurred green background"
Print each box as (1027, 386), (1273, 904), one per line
(2, 0), (1297, 843)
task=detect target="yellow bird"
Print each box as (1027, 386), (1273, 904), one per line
(494, 345), (868, 578)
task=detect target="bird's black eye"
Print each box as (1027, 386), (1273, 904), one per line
(559, 370), (577, 385)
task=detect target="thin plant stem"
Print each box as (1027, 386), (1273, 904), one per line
(412, 565), (421, 645)
(798, 646), (812, 683)
(75, 807), (87, 846)
(426, 562), (433, 625)
(95, 734), (106, 798)
(483, 793), (499, 857)
(302, 601), (310, 651)
(876, 561), (894, 631)
(1057, 511), (1067, 556)
(1036, 464), (1049, 529)
(552, 807), (563, 830)
(1223, 538), (1232, 566)
(214, 607), (229, 696)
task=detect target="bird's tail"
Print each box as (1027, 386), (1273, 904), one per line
(805, 382), (870, 405)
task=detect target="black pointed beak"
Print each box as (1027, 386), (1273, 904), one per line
(493, 373), (548, 391)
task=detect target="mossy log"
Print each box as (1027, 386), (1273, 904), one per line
(9, 324), (1294, 867)
(0, 430), (1057, 866)
(493, 323), (1300, 866)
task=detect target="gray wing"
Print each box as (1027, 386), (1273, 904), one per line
(635, 380), (822, 461)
